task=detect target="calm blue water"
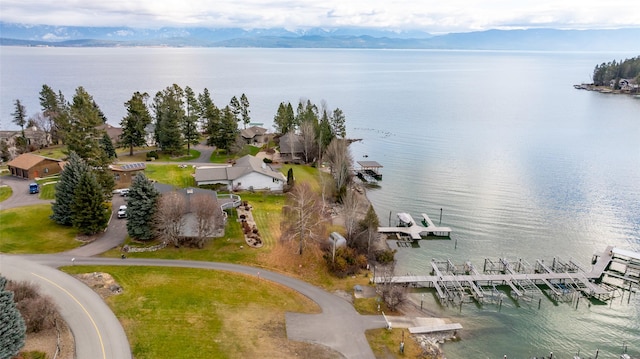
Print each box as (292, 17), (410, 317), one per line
(1, 47), (639, 358)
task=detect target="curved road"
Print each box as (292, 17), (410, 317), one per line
(0, 174), (386, 359)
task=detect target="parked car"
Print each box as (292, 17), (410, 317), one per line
(120, 189), (130, 197)
(29, 183), (40, 194)
(117, 205), (127, 219)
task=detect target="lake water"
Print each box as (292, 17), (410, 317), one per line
(2, 47), (639, 358)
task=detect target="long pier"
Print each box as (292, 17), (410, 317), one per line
(374, 246), (640, 305)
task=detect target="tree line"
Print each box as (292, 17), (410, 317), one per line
(592, 56), (640, 87)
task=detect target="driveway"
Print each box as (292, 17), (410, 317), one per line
(0, 175), (51, 210)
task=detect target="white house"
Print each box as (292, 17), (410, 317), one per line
(194, 154), (286, 192)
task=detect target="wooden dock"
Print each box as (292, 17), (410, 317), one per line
(378, 213), (452, 239)
(355, 160), (383, 181)
(374, 246), (640, 304)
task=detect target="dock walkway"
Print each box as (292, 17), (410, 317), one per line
(378, 213), (451, 239)
(374, 246), (639, 303)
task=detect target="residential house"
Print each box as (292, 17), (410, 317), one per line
(109, 162), (146, 188)
(7, 153), (63, 179)
(0, 127), (51, 152)
(278, 132), (304, 162)
(240, 126), (268, 146)
(194, 154), (286, 192)
(96, 124), (123, 144)
(153, 183), (227, 238)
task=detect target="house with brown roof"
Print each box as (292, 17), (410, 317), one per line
(96, 124), (123, 145)
(7, 153), (63, 179)
(109, 162), (146, 188)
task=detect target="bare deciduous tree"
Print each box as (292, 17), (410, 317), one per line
(342, 188), (361, 243)
(376, 261), (406, 311)
(190, 193), (224, 248)
(281, 182), (327, 255)
(300, 120), (317, 163)
(324, 138), (353, 201)
(155, 192), (186, 247)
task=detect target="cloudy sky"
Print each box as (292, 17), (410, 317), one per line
(1, 0), (639, 33)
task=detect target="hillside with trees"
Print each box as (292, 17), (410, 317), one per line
(592, 56), (640, 89)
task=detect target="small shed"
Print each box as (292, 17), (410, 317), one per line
(7, 153), (63, 179)
(328, 232), (347, 248)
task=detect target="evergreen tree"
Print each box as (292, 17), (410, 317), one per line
(126, 173), (160, 241)
(11, 99), (27, 152)
(0, 276), (26, 359)
(65, 87), (105, 160)
(239, 93), (251, 129)
(228, 95), (241, 123)
(209, 106), (239, 152)
(153, 84), (184, 155)
(273, 102), (295, 134)
(182, 86), (201, 155)
(39, 84), (68, 144)
(120, 91), (152, 156)
(72, 171), (109, 235)
(199, 89), (222, 148)
(51, 152), (90, 226)
(331, 107), (347, 138)
(101, 133), (117, 159)
(198, 88), (217, 133)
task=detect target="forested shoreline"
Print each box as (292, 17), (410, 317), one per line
(591, 56), (640, 88)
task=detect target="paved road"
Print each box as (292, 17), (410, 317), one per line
(0, 255), (132, 359)
(1, 172), (387, 359)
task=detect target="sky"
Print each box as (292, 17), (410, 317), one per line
(1, 0), (640, 34)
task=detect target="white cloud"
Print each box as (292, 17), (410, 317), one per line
(1, 0), (639, 32)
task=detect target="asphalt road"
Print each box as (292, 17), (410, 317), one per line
(1, 168), (387, 359)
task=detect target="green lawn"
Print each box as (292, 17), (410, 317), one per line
(0, 186), (12, 202)
(0, 204), (80, 253)
(62, 266), (320, 359)
(280, 164), (333, 193)
(32, 146), (67, 159)
(209, 145), (261, 163)
(38, 182), (57, 200)
(144, 164), (195, 188)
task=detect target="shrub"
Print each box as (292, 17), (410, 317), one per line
(325, 246), (367, 278)
(374, 249), (397, 265)
(262, 158), (273, 164)
(7, 281), (59, 333)
(146, 150), (158, 159)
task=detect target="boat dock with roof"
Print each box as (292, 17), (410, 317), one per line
(355, 160), (383, 182)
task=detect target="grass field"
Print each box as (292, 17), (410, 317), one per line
(366, 328), (424, 358)
(0, 186), (12, 202)
(32, 145), (67, 159)
(144, 164), (195, 188)
(62, 266), (324, 359)
(0, 204), (80, 253)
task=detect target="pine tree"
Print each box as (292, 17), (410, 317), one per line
(153, 84), (184, 155)
(11, 99), (28, 153)
(72, 171), (108, 235)
(120, 92), (152, 156)
(0, 276), (26, 359)
(101, 133), (117, 159)
(51, 152), (90, 226)
(126, 173), (160, 241)
(240, 93), (251, 129)
(65, 87), (104, 160)
(182, 86), (201, 155)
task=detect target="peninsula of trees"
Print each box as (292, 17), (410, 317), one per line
(591, 56), (640, 89)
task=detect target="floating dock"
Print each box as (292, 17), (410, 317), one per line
(378, 213), (451, 239)
(374, 246), (640, 305)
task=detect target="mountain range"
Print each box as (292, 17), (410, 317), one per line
(1, 23), (639, 51)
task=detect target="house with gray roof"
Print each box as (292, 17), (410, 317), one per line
(194, 154), (286, 192)
(278, 132), (304, 162)
(240, 126), (268, 146)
